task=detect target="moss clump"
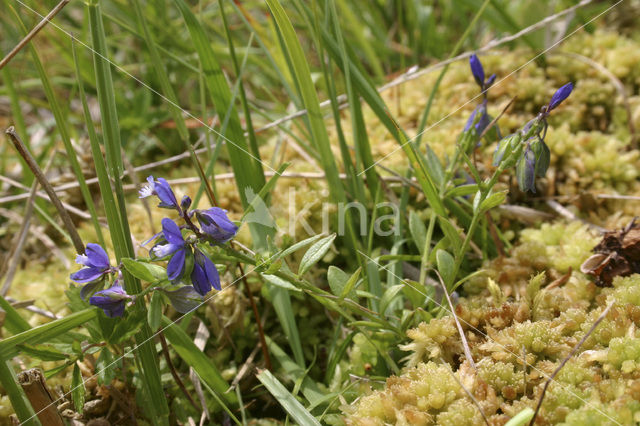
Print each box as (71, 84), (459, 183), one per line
(345, 221), (640, 425)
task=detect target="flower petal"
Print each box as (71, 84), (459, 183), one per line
(152, 243), (182, 258)
(139, 175), (155, 198)
(167, 248), (186, 280)
(161, 218), (185, 246)
(85, 243), (110, 269)
(469, 54), (485, 88)
(548, 82), (573, 111)
(155, 178), (178, 209)
(202, 254), (221, 291)
(196, 208), (238, 243)
(70, 267), (106, 284)
(191, 263), (211, 296)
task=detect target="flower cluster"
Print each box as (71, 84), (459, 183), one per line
(463, 54), (500, 146)
(69, 177), (238, 318)
(493, 83), (574, 193)
(69, 243), (130, 318)
(140, 176), (238, 296)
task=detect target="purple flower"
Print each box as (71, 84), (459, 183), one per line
(547, 83), (573, 111)
(196, 208), (238, 243)
(180, 195), (192, 211)
(139, 176), (179, 210)
(464, 101), (492, 138)
(152, 218), (187, 280)
(191, 249), (221, 295)
(70, 243), (112, 284)
(89, 281), (130, 318)
(469, 54), (485, 88)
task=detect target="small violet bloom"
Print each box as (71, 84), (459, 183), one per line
(547, 82), (573, 112)
(152, 218), (187, 280)
(196, 207), (238, 243)
(469, 54), (485, 88)
(192, 249), (221, 295)
(464, 101), (490, 135)
(139, 176), (179, 210)
(152, 218), (221, 294)
(89, 280), (130, 318)
(70, 243), (112, 284)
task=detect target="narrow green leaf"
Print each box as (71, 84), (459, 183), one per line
(379, 285), (405, 315)
(148, 292), (163, 332)
(72, 363), (85, 414)
(298, 234), (336, 276)
(0, 308), (97, 359)
(0, 360), (39, 425)
(0, 294), (30, 334)
(327, 266), (356, 300)
(505, 408), (535, 426)
(270, 286), (305, 367)
(161, 317), (237, 405)
(121, 258), (166, 283)
(436, 249), (456, 287)
(409, 211), (427, 255)
(96, 348), (116, 386)
(479, 191), (507, 213)
(172, 0), (265, 206)
(16, 344), (68, 362)
(262, 274), (302, 292)
(256, 369), (321, 426)
(276, 234), (324, 260)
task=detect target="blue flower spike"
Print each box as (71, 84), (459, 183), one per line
(469, 54), (485, 88)
(139, 176), (179, 210)
(70, 243), (112, 284)
(152, 218), (187, 280)
(89, 281), (130, 318)
(547, 82), (573, 112)
(191, 249), (221, 295)
(196, 207), (238, 243)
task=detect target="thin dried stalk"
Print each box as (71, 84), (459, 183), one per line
(0, 0), (70, 70)
(435, 271), (476, 371)
(5, 127), (84, 253)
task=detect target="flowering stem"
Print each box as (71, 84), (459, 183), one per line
(158, 332), (200, 412)
(237, 262), (272, 371)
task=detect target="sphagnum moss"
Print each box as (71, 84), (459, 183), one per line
(345, 221), (640, 425)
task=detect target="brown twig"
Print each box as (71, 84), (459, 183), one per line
(1, 150), (56, 295)
(440, 358), (489, 426)
(236, 262), (272, 371)
(158, 332), (200, 412)
(529, 301), (614, 425)
(0, 0), (70, 70)
(5, 127), (85, 254)
(434, 270), (476, 371)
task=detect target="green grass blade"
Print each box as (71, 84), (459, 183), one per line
(172, 0), (265, 200)
(266, 337), (326, 406)
(270, 286), (305, 367)
(0, 294), (30, 334)
(10, 7), (105, 248)
(0, 308), (97, 359)
(161, 317), (237, 405)
(256, 369), (321, 426)
(0, 359), (40, 425)
(87, 2), (169, 421)
(130, 0), (216, 206)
